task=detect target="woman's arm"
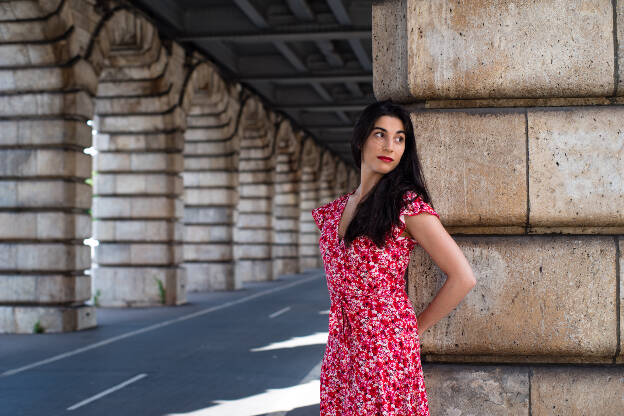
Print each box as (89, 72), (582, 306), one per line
(403, 213), (476, 333)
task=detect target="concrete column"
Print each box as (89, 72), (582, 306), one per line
(234, 97), (277, 285)
(299, 139), (323, 270)
(271, 122), (303, 277)
(333, 162), (350, 196)
(318, 151), (338, 204)
(0, 0), (97, 333)
(347, 168), (359, 191)
(374, 0), (624, 413)
(180, 60), (242, 291)
(90, 10), (187, 307)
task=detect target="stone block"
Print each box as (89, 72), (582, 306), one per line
(94, 173), (182, 195)
(184, 126), (233, 141)
(183, 137), (236, 154)
(239, 171), (272, 184)
(91, 266), (186, 307)
(94, 219), (180, 242)
(236, 259), (273, 283)
(531, 366), (624, 415)
(184, 206), (233, 224)
(94, 243), (183, 265)
(183, 155), (236, 170)
(409, 235), (617, 360)
(237, 213), (270, 228)
(0, 180), (91, 208)
(0, 212), (90, 239)
(0, 304), (96, 334)
(0, 119), (91, 147)
(0, 243), (90, 271)
(0, 91), (93, 118)
(528, 107), (624, 226)
(184, 188), (237, 205)
(233, 243), (271, 259)
(0, 149), (91, 178)
(423, 364), (529, 415)
(184, 262), (232, 292)
(411, 110), (527, 227)
(374, 0), (614, 101)
(95, 152), (183, 173)
(236, 198), (271, 212)
(93, 196), (183, 219)
(184, 242), (232, 262)
(0, 274), (91, 304)
(0, 59), (97, 94)
(184, 224), (232, 243)
(94, 132), (184, 152)
(235, 228), (272, 244)
(273, 258), (299, 278)
(181, 171), (235, 187)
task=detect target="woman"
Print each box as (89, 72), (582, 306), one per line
(311, 100), (476, 415)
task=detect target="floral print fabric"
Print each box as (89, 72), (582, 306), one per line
(311, 189), (440, 416)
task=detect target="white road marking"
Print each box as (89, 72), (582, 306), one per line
(66, 373), (147, 411)
(264, 360), (323, 416)
(1, 272), (322, 377)
(268, 306), (291, 318)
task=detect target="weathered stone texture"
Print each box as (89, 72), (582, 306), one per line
(411, 110), (527, 227)
(423, 364), (529, 415)
(528, 107), (624, 226)
(374, 0), (614, 101)
(409, 236), (617, 360)
(531, 366), (624, 415)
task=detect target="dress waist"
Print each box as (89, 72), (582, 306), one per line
(331, 287), (407, 340)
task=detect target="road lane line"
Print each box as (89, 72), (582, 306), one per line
(1, 272), (323, 377)
(268, 306), (291, 318)
(265, 359), (323, 416)
(66, 373), (147, 411)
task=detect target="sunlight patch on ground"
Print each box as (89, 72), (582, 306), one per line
(250, 332), (328, 352)
(165, 379), (320, 416)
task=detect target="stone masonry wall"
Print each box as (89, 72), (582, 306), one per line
(373, 0), (623, 414)
(0, 0), (354, 333)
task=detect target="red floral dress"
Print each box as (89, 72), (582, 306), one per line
(311, 189), (440, 416)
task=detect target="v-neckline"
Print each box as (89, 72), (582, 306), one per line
(336, 189), (357, 243)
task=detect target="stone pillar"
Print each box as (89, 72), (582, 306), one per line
(0, 0), (97, 333)
(299, 138), (323, 270)
(90, 10), (186, 307)
(318, 151), (338, 204)
(333, 162), (350, 196)
(374, 0), (624, 413)
(234, 97), (277, 285)
(271, 122), (303, 277)
(180, 60), (242, 291)
(347, 168), (359, 191)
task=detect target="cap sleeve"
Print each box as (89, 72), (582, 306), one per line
(311, 203), (331, 231)
(400, 190), (440, 221)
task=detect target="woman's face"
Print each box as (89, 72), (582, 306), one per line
(360, 115), (406, 175)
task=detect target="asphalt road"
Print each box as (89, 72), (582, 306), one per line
(0, 268), (329, 416)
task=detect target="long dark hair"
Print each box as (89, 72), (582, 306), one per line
(343, 99), (436, 249)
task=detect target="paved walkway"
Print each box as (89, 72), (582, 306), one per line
(0, 268), (329, 416)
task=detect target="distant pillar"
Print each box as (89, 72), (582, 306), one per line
(272, 122), (303, 277)
(0, 0), (96, 333)
(180, 60), (242, 291)
(90, 11), (187, 307)
(234, 98), (277, 284)
(299, 139), (324, 270)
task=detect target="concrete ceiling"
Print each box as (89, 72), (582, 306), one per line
(130, 0), (374, 167)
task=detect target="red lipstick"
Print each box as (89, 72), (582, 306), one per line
(377, 156), (393, 162)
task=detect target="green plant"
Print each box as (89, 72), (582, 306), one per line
(93, 289), (101, 307)
(155, 278), (166, 304)
(33, 320), (45, 334)
(85, 178), (93, 186)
